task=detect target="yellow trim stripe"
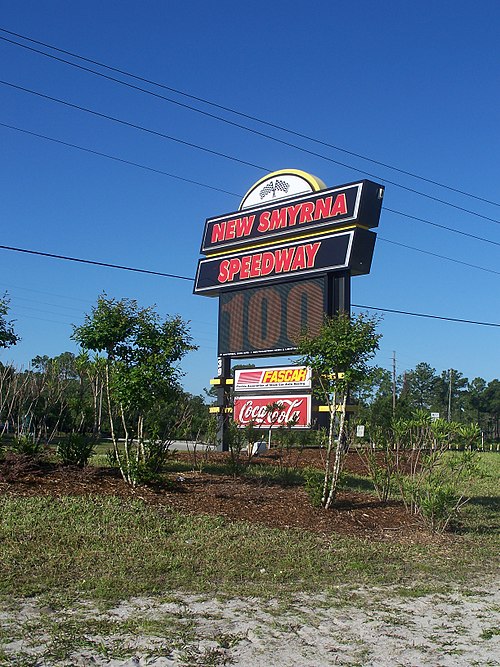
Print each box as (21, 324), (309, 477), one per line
(205, 224), (369, 258)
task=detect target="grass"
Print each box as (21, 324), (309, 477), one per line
(0, 492), (498, 604)
(0, 451), (498, 604)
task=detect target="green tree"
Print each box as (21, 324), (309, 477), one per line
(433, 369), (468, 421)
(484, 379), (500, 441)
(0, 294), (20, 349)
(465, 377), (487, 425)
(72, 294), (197, 485)
(298, 312), (381, 509)
(403, 362), (437, 410)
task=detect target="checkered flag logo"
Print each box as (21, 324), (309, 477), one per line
(259, 179), (290, 200)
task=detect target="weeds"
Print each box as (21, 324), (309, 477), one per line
(57, 433), (95, 467)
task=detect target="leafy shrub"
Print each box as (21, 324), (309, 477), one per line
(303, 467), (324, 507)
(398, 451), (481, 532)
(57, 434), (95, 467)
(355, 426), (396, 502)
(12, 434), (43, 456)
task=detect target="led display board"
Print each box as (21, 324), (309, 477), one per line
(218, 276), (325, 357)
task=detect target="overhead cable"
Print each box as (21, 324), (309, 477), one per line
(3, 121), (499, 250)
(352, 304), (500, 328)
(3, 77), (500, 227)
(0, 80), (269, 173)
(1, 244), (498, 327)
(0, 122), (241, 197)
(378, 237), (500, 275)
(1, 27), (499, 210)
(0, 244), (194, 281)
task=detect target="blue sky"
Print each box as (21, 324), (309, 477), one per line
(1, 0), (499, 395)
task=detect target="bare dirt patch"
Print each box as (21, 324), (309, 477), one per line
(1, 587), (499, 666)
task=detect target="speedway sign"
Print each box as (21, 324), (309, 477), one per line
(194, 228), (376, 295)
(233, 394), (311, 429)
(234, 365), (312, 392)
(193, 168), (383, 359)
(200, 179), (383, 255)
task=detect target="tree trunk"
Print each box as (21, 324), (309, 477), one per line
(321, 390), (336, 506)
(325, 392), (348, 510)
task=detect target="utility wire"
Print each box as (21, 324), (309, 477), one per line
(352, 304), (500, 328)
(3, 77), (500, 227)
(0, 80), (269, 173)
(0, 244), (194, 281)
(2, 121), (498, 251)
(0, 122), (241, 198)
(1, 244), (498, 327)
(384, 208), (500, 247)
(378, 237), (500, 275)
(1, 27), (499, 210)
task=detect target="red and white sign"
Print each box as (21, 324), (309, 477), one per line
(235, 366), (312, 392)
(234, 394), (311, 429)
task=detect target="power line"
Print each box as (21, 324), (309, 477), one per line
(1, 243), (498, 327)
(384, 208), (500, 248)
(0, 80), (269, 174)
(0, 244), (194, 281)
(0, 122), (241, 198)
(4, 120), (499, 251)
(1, 26), (499, 211)
(378, 237), (500, 275)
(3, 77), (500, 228)
(352, 304), (500, 328)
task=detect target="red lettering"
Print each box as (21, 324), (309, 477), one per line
(286, 204), (302, 226)
(211, 222), (226, 243)
(236, 215), (255, 237)
(291, 246), (306, 271)
(218, 259), (230, 283)
(305, 242), (321, 267)
(226, 219), (236, 239)
(274, 247), (295, 273)
(261, 252), (275, 276)
(331, 193), (347, 216)
(258, 211), (270, 232)
(249, 254), (262, 277)
(228, 258), (241, 281)
(269, 207), (287, 230)
(314, 196), (332, 220)
(240, 255), (251, 279)
(299, 202), (315, 223)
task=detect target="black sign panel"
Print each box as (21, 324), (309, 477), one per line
(218, 277), (326, 357)
(201, 179), (383, 254)
(194, 229), (376, 296)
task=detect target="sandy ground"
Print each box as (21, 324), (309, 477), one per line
(1, 583), (499, 666)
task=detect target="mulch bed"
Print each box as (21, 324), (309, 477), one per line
(0, 450), (429, 542)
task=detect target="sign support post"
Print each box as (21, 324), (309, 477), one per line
(328, 270), (351, 316)
(216, 356), (231, 451)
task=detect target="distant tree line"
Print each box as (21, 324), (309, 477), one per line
(356, 362), (500, 441)
(0, 294), (498, 457)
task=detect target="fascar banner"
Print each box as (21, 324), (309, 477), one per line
(234, 366), (312, 392)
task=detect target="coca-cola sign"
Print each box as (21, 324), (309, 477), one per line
(234, 394), (311, 429)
